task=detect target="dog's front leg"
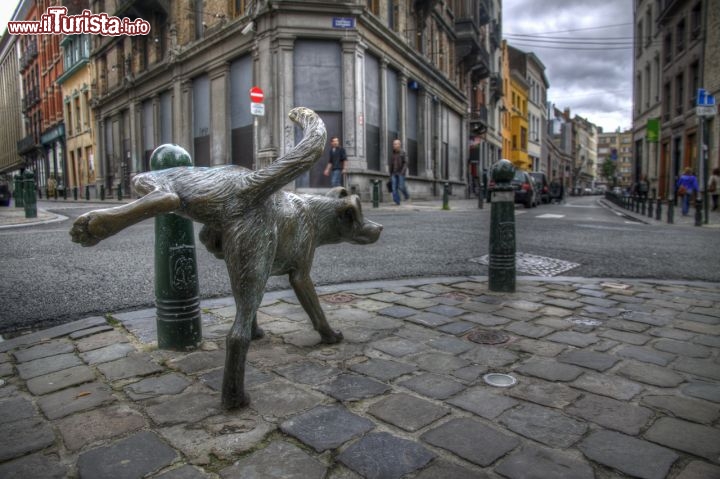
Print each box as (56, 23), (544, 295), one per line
(289, 271), (343, 344)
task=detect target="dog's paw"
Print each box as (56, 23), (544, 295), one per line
(221, 391), (251, 410)
(320, 330), (344, 344)
(251, 326), (265, 340)
(69, 214), (102, 246)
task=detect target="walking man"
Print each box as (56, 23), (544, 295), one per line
(389, 139), (410, 205)
(323, 137), (347, 187)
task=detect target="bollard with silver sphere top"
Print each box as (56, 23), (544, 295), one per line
(488, 159), (516, 293)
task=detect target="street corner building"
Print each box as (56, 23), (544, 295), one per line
(1, 0), (507, 202)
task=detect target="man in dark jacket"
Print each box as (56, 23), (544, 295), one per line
(389, 139), (410, 205)
(323, 137), (347, 187)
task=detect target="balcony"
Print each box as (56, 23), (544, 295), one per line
(469, 106), (489, 134)
(455, 19), (490, 79)
(490, 73), (503, 100)
(490, 20), (501, 50)
(17, 134), (37, 155)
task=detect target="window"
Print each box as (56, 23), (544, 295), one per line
(74, 96), (81, 132)
(663, 33), (672, 64)
(690, 2), (701, 39)
(636, 20), (643, 56)
(689, 61), (699, 108)
(194, 0), (204, 40)
(675, 72), (684, 116)
(676, 19), (685, 53)
(645, 8), (652, 45)
(663, 81), (671, 120)
(232, 0), (251, 17)
(367, 0), (379, 15)
(65, 102), (72, 135)
(645, 63), (651, 108)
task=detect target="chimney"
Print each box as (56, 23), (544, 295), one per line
(563, 108), (570, 121)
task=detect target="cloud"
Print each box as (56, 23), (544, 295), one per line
(503, 0), (633, 131)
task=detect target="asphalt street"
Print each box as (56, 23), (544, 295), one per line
(0, 195), (718, 335)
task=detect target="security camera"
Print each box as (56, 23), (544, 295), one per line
(241, 22), (255, 35)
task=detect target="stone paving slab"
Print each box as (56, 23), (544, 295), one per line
(0, 276), (719, 478)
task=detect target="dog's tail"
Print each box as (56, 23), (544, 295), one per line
(244, 107), (326, 201)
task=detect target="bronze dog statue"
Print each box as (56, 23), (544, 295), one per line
(70, 107), (383, 409)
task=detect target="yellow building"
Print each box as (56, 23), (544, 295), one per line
(57, 34), (95, 192)
(501, 41), (512, 161)
(509, 68), (530, 171)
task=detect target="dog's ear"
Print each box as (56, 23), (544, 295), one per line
(335, 195), (362, 227)
(326, 187), (349, 198)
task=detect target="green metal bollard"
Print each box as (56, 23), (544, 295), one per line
(655, 198), (662, 220)
(667, 199), (674, 224)
(442, 182), (450, 210)
(151, 144), (202, 350)
(478, 182), (484, 209)
(647, 196), (653, 218)
(100, 184), (105, 201)
(23, 171), (37, 219)
(488, 160), (516, 293)
(694, 197), (702, 227)
(14, 174), (24, 208)
(85, 185), (90, 201)
(73, 187), (78, 201)
(117, 183), (122, 201)
(372, 180), (379, 208)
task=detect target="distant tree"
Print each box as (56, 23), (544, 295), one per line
(601, 158), (617, 185)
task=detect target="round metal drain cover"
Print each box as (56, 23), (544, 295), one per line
(467, 329), (510, 345)
(483, 373), (517, 388)
(321, 293), (356, 304)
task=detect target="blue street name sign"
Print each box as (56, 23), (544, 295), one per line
(332, 17), (355, 28)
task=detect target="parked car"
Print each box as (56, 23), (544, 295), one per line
(529, 172), (550, 204)
(512, 170), (538, 208)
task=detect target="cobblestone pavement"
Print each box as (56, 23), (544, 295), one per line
(1, 276), (719, 478)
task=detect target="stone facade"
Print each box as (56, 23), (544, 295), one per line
(0, 29), (24, 175)
(89, 0), (494, 199)
(632, 0), (663, 196)
(655, 0), (705, 197)
(702, 0), (718, 180)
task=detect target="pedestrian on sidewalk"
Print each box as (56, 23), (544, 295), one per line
(637, 175), (649, 200)
(323, 136), (347, 187)
(676, 167), (699, 216)
(709, 167), (719, 211)
(389, 139), (410, 205)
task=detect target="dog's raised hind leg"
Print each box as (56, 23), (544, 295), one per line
(289, 270), (343, 344)
(70, 190), (181, 246)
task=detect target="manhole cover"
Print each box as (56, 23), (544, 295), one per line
(470, 252), (580, 277)
(321, 293), (357, 304)
(467, 329), (510, 345)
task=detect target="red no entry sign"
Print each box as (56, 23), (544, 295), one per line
(249, 86), (264, 103)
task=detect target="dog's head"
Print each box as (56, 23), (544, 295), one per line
(326, 187), (383, 245)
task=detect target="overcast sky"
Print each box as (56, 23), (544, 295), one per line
(503, 0), (633, 133)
